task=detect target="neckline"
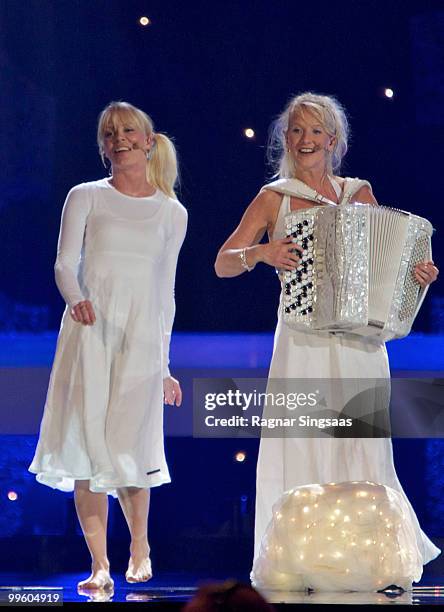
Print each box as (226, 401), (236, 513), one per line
(328, 176), (342, 200)
(287, 177), (342, 207)
(105, 178), (159, 200)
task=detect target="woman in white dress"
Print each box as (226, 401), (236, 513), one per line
(29, 101), (187, 590)
(214, 92), (439, 588)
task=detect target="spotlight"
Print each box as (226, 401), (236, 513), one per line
(235, 451), (246, 462)
(384, 88), (394, 99)
(139, 16), (150, 26)
(7, 491), (18, 501)
(244, 128), (255, 139)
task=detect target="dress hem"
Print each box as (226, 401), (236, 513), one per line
(28, 467), (170, 497)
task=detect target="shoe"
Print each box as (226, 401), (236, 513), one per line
(125, 557), (152, 583)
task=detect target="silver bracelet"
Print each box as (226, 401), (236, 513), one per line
(239, 247), (254, 272)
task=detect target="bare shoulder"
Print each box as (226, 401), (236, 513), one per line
(245, 188), (282, 222)
(254, 187), (282, 208)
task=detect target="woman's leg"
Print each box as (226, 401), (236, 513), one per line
(74, 480), (113, 589)
(117, 487), (152, 582)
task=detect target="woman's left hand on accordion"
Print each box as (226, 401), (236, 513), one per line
(413, 261), (439, 288)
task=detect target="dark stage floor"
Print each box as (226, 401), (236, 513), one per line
(1, 572), (444, 607)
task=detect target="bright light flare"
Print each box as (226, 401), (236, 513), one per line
(384, 88), (394, 99)
(244, 128), (255, 139)
(139, 16), (150, 26)
(7, 491), (18, 501)
(235, 451), (246, 462)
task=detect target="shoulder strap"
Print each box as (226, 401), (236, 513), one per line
(342, 177), (372, 203)
(263, 176), (373, 205)
(262, 178), (336, 206)
(282, 193), (291, 215)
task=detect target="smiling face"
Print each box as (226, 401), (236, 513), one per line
(286, 108), (336, 174)
(101, 115), (152, 170)
(98, 106), (154, 171)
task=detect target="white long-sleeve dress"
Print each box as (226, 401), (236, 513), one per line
(29, 178), (187, 495)
(253, 177), (440, 580)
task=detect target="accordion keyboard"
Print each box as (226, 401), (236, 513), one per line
(283, 217), (315, 317)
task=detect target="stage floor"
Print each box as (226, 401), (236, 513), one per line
(1, 572), (444, 607)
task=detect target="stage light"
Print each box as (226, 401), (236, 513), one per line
(235, 451), (246, 462)
(244, 128), (255, 139)
(139, 16), (150, 26)
(384, 88), (394, 99)
(7, 491), (18, 501)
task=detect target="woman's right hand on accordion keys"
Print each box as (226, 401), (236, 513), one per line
(260, 237), (303, 271)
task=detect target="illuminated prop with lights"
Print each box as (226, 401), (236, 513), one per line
(281, 204), (433, 341)
(251, 481), (422, 592)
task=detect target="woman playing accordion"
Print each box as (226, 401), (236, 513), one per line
(215, 92), (439, 592)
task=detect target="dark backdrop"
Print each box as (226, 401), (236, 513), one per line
(1, 0), (443, 331)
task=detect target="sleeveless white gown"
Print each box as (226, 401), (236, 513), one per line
(253, 177), (440, 587)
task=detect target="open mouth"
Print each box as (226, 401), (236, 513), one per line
(115, 147), (131, 153)
(298, 147), (318, 155)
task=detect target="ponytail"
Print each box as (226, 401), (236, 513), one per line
(147, 132), (178, 198)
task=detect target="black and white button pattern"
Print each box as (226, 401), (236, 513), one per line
(284, 217), (315, 317)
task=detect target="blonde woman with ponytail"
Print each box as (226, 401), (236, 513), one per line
(29, 101), (187, 590)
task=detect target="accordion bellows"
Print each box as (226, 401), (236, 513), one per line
(282, 204), (433, 340)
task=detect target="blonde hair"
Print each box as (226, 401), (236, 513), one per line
(268, 92), (349, 178)
(97, 101), (178, 198)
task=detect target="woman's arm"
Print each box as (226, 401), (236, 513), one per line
(54, 185), (91, 308)
(214, 190), (301, 278)
(159, 203), (188, 380)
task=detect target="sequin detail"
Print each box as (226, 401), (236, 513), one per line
(281, 204), (433, 340)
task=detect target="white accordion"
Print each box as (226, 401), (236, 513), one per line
(281, 203), (433, 341)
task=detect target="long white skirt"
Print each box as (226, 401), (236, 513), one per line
(254, 317), (440, 578)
